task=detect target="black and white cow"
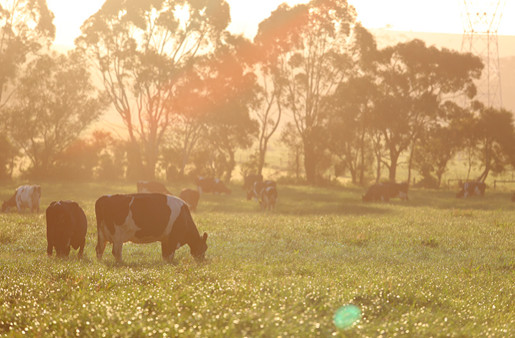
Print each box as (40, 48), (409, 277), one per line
(46, 201), (87, 258)
(247, 180), (277, 201)
(179, 188), (200, 211)
(362, 182), (409, 202)
(196, 177), (231, 195)
(2, 185), (41, 212)
(456, 181), (486, 198)
(260, 185), (278, 211)
(137, 181), (171, 194)
(95, 193), (208, 262)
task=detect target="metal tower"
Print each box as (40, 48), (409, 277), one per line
(461, 0), (506, 108)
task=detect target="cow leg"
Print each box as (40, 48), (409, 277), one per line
(47, 242), (53, 256)
(112, 241), (123, 262)
(161, 241), (176, 262)
(96, 231), (107, 260)
(78, 239), (85, 259)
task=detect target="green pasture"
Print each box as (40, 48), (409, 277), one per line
(0, 182), (513, 336)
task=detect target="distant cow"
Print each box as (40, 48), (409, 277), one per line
(137, 181), (170, 194)
(2, 185), (41, 212)
(243, 173), (263, 190)
(95, 193), (208, 262)
(362, 182), (409, 202)
(247, 180), (276, 201)
(456, 181), (486, 198)
(196, 177), (231, 195)
(46, 201), (87, 258)
(179, 188), (200, 211)
(260, 186), (278, 211)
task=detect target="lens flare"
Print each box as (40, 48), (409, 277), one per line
(333, 304), (361, 329)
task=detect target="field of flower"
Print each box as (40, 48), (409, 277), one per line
(0, 182), (513, 336)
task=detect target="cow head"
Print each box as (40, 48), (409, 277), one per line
(191, 232), (208, 261)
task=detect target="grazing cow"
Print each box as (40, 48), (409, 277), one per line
(260, 186), (278, 211)
(456, 181), (486, 198)
(137, 181), (170, 194)
(196, 177), (231, 195)
(243, 173), (263, 190)
(1, 185), (41, 212)
(179, 188), (200, 211)
(46, 201), (87, 258)
(95, 193), (208, 262)
(247, 180), (276, 201)
(362, 182), (409, 202)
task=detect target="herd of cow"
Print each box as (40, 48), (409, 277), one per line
(0, 178), (496, 262)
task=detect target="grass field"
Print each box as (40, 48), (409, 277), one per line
(0, 182), (513, 336)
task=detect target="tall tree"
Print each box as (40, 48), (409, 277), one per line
(5, 52), (107, 179)
(249, 6), (306, 176)
(259, 0), (357, 184)
(0, 0), (54, 109)
(373, 39), (483, 182)
(166, 33), (258, 181)
(413, 102), (474, 187)
(76, 0), (231, 179)
(326, 76), (376, 184)
(473, 103), (515, 182)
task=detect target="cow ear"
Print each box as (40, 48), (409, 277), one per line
(202, 232), (208, 241)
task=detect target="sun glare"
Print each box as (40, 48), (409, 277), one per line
(174, 4), (191, 27)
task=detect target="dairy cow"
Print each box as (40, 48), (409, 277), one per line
(247, 180), (276, 201)
(137, 181), (171, 194)
(95, 193), (207, 262)
(362, 182), (409, 202)
(2, 185), (41, 212)
(260, 186), (278, 211)
(456, 181), (486, 198)
(46, 201), (87, 258)
(179, 188), (200, 211)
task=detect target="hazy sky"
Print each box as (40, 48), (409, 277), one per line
(47, 0), (515, 47)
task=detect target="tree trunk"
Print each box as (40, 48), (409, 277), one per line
(257, 140), (267, 176)
(389, 150), (400, 182)
(359, 130), (366, 185)
(375, 152), (381, 183)
(303, 141), (317, 185)
(407, 140), (416, 185)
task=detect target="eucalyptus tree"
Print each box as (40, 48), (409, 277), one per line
(5, 52), (107, 179)
(248, 6), (306, 176)
(260, 0), (358, 184)
(0, 0), (55, 109)
(325, 25), (378, 185)
(76, 0), (231, 179)
(166, 33), (259, 180)
(413, 102), (473, 187)
(373, 39), (483, 182)
(326, 76), (377, 184)
(473, 103), (515, 182)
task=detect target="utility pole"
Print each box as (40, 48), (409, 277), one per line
(461, 0), (506, 108)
